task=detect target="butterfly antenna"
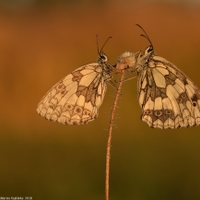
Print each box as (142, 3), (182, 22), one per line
(96, 34), (100, 55)
(96, 36), (112, 54)
(136, 24), (153, 48)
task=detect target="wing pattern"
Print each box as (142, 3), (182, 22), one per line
(37, 56), (113, 125)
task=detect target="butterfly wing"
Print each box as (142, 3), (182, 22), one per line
(139, 56), (200, 129)
(37, 63), (112, 125)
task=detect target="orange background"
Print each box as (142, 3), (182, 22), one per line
(1, 0), (200, 199)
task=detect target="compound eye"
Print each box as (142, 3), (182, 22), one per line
(147, 46), (153, 53)
(99, 53), (108, 62)
(100, 55), (106, 59)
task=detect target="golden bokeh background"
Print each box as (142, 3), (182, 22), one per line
(1, 0), (200, 199)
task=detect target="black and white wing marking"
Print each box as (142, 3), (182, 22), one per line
(37, 53), (113, 125)
(116, 24), (200, 129)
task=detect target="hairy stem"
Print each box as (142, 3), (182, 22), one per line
(105, 70), (126, 200)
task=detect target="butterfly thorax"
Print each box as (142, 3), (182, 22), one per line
(98, 52), (108, 64)
(97, 52), (113, 80)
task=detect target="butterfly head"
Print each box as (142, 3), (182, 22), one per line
(145, 45), (154, 55)
(134, 45), (154, 74)
(141, 45), (154, 61)
(135, 24), (155, 65)
(96, 35), (112, 64)
(98, 52), (108, 64)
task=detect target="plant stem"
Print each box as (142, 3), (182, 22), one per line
(105, 70), (126, 200)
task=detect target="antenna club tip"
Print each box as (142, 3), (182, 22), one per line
(136, 25), (153, 47)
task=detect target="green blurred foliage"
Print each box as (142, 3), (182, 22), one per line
(0, 0), (200, 199)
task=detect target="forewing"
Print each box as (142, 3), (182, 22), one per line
(37, 63), (111, 125)
(139, 56), (200, 129)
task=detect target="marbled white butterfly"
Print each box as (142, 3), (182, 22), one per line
(37, 37), (113, 125)
(116, 25), (200, 129)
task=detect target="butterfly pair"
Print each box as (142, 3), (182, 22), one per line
(37, 25), (200, 129)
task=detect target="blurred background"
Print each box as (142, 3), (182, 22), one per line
(1, 0), (200, 199)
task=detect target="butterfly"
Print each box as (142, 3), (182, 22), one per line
(37, 37), (113, 125)
(116, 24), (200, 129)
